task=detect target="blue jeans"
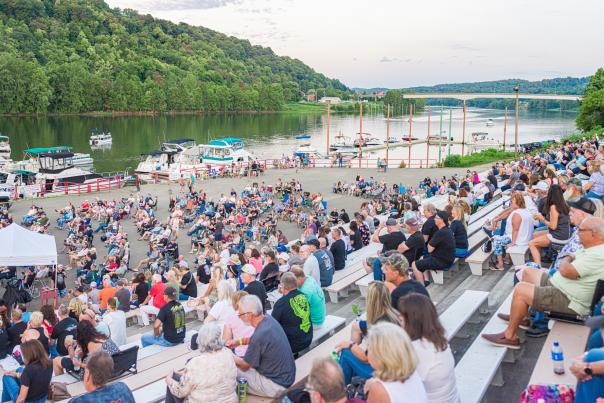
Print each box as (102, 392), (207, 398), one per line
(455, 248), (469, 258)
(576, 349), (604, 403)
(338, 348), (374, 385)
(141, 333), (177, 348)
(587, 191), (603, 200)
(2, 373), (47, 403)
(178, 293), (189, 301)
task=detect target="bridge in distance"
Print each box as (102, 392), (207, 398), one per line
(401, 93), (583, 101)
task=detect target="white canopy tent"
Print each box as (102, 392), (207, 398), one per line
(0, 223), (57, 266)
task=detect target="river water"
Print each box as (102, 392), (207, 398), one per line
(0, 108), (577, 172)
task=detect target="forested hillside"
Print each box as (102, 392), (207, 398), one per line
(0, 0), (348, 114)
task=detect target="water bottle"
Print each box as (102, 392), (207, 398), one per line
(551, 341), (565, 374)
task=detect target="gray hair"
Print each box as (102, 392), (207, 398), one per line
(280, 272), (298, 291)
(152, 273), (162, 282)
(216, 280), (234, 301)
(58, 304), (69, 317)
(423, 203), (437, 214)
(196, 322), (224, 353)
(238, 294), (263, 316)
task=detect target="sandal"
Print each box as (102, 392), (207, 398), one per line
(488, 262), (504, 271)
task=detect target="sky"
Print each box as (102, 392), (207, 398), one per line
(105, 0), (604, 88)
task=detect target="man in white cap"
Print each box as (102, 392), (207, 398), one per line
(278, 252), (290, 272)
(242, 264), (267, 311)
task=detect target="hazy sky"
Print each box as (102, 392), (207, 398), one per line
(106, 0), (604, 88)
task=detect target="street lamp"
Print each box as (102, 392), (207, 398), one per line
(514, 85), (519, 155)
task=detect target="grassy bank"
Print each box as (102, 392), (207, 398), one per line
(281, 103), (327, 113)
(444, 148), (516, 168)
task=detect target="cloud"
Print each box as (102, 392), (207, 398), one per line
(380, 56), (400, 63)
(449, 43), (481, 52)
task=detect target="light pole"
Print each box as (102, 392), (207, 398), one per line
(514, 85), (519, 155)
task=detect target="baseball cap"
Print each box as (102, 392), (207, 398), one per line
(568, 197), (597, 215)
(164, 286), (177, 298)
(380, 253), (409, 275)
(513, 183), (526, 191)
(241, 264), (257, 276)
(532, 181), (549, 192)
(385, 218), (398, 226)
(305, 239), (320, 249)
(404, 217), (420, 229)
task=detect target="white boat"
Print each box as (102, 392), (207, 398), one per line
(0, 135), (10, 160)
(471, 132), (500, 148)
(89, 130), (112, 146)
(198, 138), (257, 168)
(8, 146), (93, 172)
(354, 133), (384, 147)
(486, 119), (495, 127)
(330, 133), (356, 152)
(294, 144), (335, 167)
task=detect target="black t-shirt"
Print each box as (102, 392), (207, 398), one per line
(259, 262), (279, 281)
(51, 317), (78, 356)
(449, 220), (469, 249)
(271, 290), (313, 354)
(180, 271), (197, 298)
(378, 231), (406, 253)
(244, 281), (268, 311)
(134, 282), (149, 305)
(157, 300), (186, 344)
(115, 288), (131, 312)
(330, 239), (347, 271)
(196, 263), (212, 284)
(402, 231), (425, 266)
(391, 279), (430, 308)
(429, 227), (456, 265)
(350, 230), (363, 251)
(421, 216), (438, 243)
(21, 362), (53, 401)
(7, 321), (27, 352)
(339, 212), (350, 223)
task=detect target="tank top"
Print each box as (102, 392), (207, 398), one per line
(34, 327), (50, 354)
(547, 209), (571, 241)
(504, 209), (534, 246)
(376, 372), (428, 403)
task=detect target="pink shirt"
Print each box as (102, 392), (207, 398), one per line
(224, 312), (255, 356)
(248, 257), (263, 274)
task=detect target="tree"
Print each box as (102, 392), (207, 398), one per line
(576, 88), (604, 131)
(0, 54), (51, 113)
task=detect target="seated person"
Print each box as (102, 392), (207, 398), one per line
(230, 295), (295, 398)
(412, 211), (456, 284)
(482, 217), (604, 348)
(141, 287), (186, 347)
(271, 273), (312, 355)
(1, 339), (53, 403)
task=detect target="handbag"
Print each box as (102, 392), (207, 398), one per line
(481, 237), (493, 253)
(48, 382), (71, 401)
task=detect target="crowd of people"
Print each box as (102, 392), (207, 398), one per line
(0, 133), (604, 402)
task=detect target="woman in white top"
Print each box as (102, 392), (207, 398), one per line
(397, 293), (460, 403)
(204, 280), (234, 327)
(364, 322), (428, 403)
(490, 192), (534, 270)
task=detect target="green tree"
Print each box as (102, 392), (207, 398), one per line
(0, 54), (51, 113)
(576, 88), (604, 131)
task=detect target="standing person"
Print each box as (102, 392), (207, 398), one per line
(241, 264), (268, 312)
(230, 295), (296, 398)
(68, 350), (135, 403)
(363, 323), (428, 403)
(330, 229), (347, 271)
(412, 211), (456, 284)
(51, 304), (78, 357)
(397, 294), (459, 403)
(291, 266), (326, 329)
(102, 297), (127, 347)
(397, 218), (425, 267)
(138, 274), (167, 327)
(141, 287), (186, 347)
(271, 273), (313, 355)
(1, 340), (53, 403)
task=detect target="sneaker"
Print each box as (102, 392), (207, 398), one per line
(481, 332), (521, 349)
(497, 313), (531, 330)
(526, 327), (550, 338)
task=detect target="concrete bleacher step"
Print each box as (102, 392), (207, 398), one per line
(507, 244), (530, 266)
(440, 290), (489, 340)
(455, 292), (513, 403)
(528, 321), (590, 388)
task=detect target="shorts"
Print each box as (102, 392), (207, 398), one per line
(415, 256), (449, 272)
(547, 234), (570, 245)
(531, 272), (576, 315)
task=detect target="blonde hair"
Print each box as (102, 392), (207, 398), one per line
(29, 311), (44, 328)
(68, 298), (85, 318)
(368, 322), (418, 382)
(588, 160), (602, 173)
(231, 290), (248, 309)
(366, 282), (399, 325)
(216, 279), (234, 302)
(451, 204), (467, 228)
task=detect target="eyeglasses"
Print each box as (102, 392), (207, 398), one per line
(237, 312), (250, 317)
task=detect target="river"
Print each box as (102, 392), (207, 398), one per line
(0, 108), (577, 173)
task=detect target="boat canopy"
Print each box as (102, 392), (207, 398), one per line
(207, 138), (244, 148)
(148, 149), (178, 156)
(39, 151), (74, 159)
(165, 138), (195, 145)
(14, 170), (36, 176)
(24, 146), (72, 155)
(0, 135), (8, 141)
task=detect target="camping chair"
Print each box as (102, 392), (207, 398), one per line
(110, 345), (139, 380)
(29, 267), (50, 299)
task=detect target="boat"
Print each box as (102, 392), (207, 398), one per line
(330, 133), (356, 152)
(294, 144), (334, 167)
(399, 137), (418, 142)
(161, 138), (196, 153)
(0, 135), (10, 160)
(471, 132), (500, 148)
(486, 119), (495, 127)
(9, 147), (94, 172)
(89, 129), (112, 147)
(354, 133), (384, 147)
(295, 135), (312, 140)
(198, 138), (257, 168)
